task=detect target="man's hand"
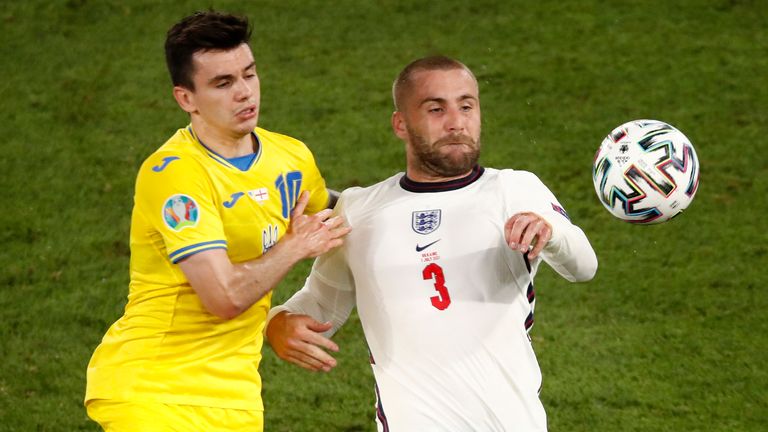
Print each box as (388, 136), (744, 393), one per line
(266, 311), (340, 372)
(284, 191), (351, 259)
(504, 212), (552, 259)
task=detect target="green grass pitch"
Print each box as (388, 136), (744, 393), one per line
(0, 0), (766, 430)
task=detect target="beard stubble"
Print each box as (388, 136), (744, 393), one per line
(408, 129), (481, 178)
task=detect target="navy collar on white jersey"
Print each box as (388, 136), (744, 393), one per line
(400, 165), (485, 193)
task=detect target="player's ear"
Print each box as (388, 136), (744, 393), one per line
(173, 86), (197, 114)
(391, 111), (408, 140)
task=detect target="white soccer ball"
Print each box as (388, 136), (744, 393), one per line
(592, 119), (700, 224)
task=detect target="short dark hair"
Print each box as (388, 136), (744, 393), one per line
(392, 56), (476, 111)
(165, 11), (252, 90)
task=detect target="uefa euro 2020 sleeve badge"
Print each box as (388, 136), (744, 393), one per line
(163, 194), (199, 231)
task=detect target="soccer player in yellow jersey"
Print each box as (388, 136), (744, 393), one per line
(84, 11), (350, 431)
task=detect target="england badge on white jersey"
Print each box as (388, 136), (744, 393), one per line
(412, 210), (441, 235)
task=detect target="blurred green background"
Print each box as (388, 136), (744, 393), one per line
(1, 0), (766, 430)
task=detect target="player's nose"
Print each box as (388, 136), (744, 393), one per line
(444, 106), (466, 132)
(234, 78), (253, 101)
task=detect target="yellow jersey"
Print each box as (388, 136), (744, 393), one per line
(85, 126), (329, 410)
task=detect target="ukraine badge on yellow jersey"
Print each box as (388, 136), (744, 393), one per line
(86, 126), (329, 410)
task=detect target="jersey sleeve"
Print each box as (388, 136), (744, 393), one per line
(134, 152), (227, 264)
(502, 170), (598, 282)
(267, 194), (355, 336)
(298, 146), (330, 214)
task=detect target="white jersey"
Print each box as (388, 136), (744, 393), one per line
(269, 166), (597, 431)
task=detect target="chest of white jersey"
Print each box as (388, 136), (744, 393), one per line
(278, 167), (596, 431)
(343, 171), (538, 358)
(338, 168), (556, 431)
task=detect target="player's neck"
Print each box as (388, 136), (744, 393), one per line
(190, 119), (254, 158)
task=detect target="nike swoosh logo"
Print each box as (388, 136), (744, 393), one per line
(416, 239), (441, 252)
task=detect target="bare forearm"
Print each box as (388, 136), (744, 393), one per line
(223, 239), (306, 315)
(178, 243), (303, 319)
(180, 191), (351, 320)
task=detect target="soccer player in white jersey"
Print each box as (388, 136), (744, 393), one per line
(266, 56), (598, 431)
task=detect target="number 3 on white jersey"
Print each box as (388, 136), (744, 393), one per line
(422, 263), (451, 310)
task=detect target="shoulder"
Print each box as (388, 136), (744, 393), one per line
(335, 173), (402, 214)
(256, 127), (310, 152)
(137, 129), (208, 184)
(489, 168), (553, 194)
(340, 173), (401, 203)
(255, 127), (323, 175)
(492, 168), (544, 186)
(482, 168), (561, 212)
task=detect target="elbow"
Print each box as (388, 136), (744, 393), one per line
(198, 283), (250, 320)
(206, 277), (271, 320)
(574, 254), (598, 283)
(180, 252), (254, 320)
(558, 253), (598, 283)
(214, 304), (246, 320)
(219, 289), (253, 320)
(204, 298), (245, 320)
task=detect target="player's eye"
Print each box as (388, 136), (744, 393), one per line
(428, 107), (443, 113)
(216, 81), (231, 89)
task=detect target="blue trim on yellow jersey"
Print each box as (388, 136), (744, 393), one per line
(187, 126), (262, 171)
(169, 240), (228, 263)
(227, 153), (258, 170)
